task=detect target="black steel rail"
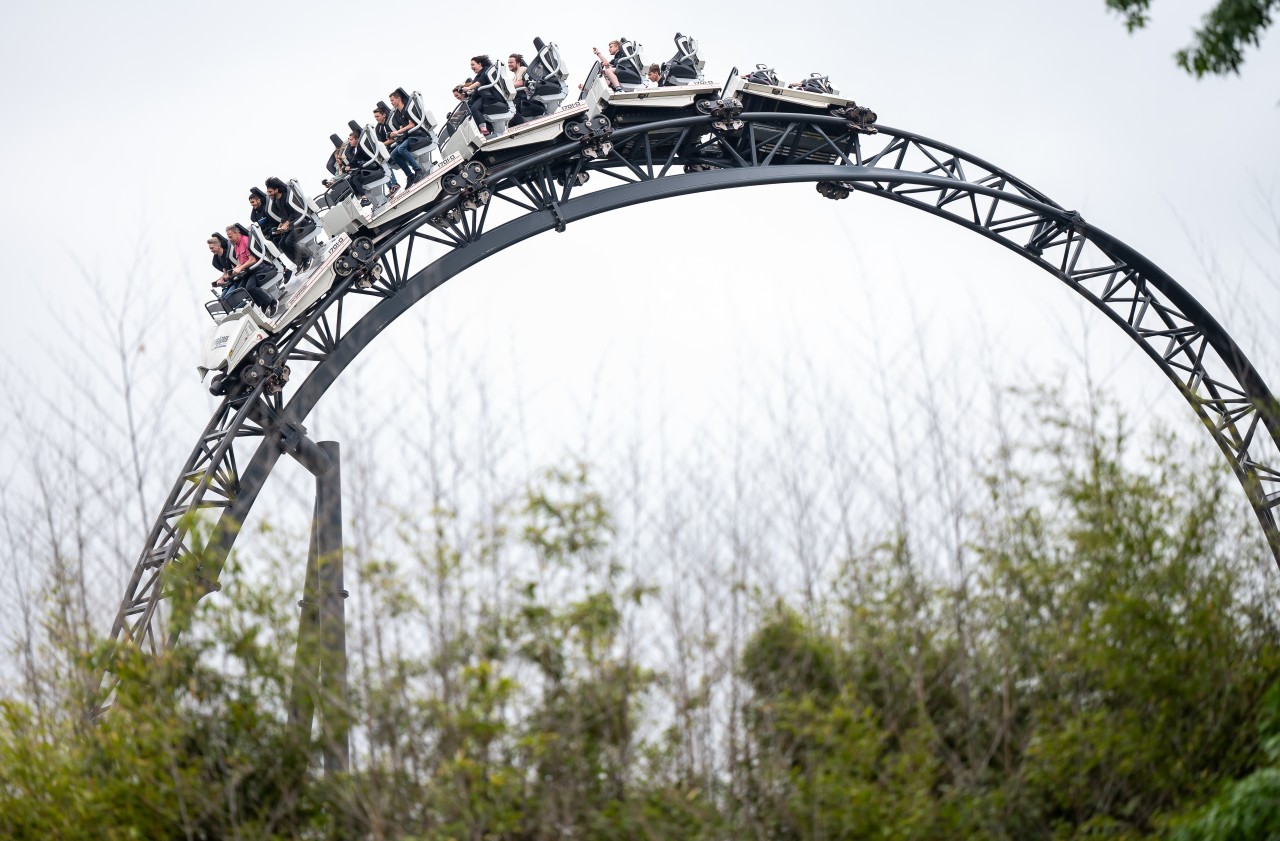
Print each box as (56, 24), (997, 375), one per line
(95, 111), (1280, 712)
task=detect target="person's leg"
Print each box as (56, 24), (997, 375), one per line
(243, 274), (274, 310)
(390, 143), (421, 176)
(467, 96), (486, 128)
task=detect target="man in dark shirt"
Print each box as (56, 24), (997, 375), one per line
(373, 103), (402, 195)
(209, 233), (235, 286)
(385, 89), (425, 187)
(265, 176), (314, 271)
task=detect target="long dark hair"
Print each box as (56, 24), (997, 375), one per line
(471, 54), (492, 68)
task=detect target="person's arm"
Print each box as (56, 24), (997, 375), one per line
(231, 253), (257, 276)
(388, 115), (412, 140)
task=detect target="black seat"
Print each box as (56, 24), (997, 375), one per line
(744, 64), (780, 86)
(613, 38), (645, 87)
(660, 32), (705, 85)
(797, 73), (835, 94)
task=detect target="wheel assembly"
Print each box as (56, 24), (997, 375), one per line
(351, 236), (374, 262)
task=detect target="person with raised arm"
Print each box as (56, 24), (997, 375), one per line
(592, 41), (626, 93)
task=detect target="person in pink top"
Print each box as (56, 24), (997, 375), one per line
(224, 224), (257, 280)
(216, 223), (276, 315)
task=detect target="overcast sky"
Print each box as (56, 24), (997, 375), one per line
(1, 0), (1277, 506)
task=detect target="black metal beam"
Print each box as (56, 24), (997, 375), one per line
(95, 113), (1280, 716)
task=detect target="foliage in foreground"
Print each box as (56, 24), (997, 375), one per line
(3, 400), (1280, 839)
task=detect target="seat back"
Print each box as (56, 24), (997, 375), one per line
(247, 224), (286, 296)
(326, 133), (344, 176)
(286, 178), (326, 260)
(286, 178), (323, 224)
(662, 32), (706, 84)
(407, 91), (440, 137)
(474, 65), (514, 113)
(406, 91), (440, 166)
(347, 120), (384, 165)
(529, 37), (570, 85)
(744, 64), (779, 86)
(798, 73), (837, 95)
(614, 38), (645, 87)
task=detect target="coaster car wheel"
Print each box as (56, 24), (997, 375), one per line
(351, 236), (375, 262)
(464, 161), (486, 181)
(564, 120), (587, 141)
(208, 373), (228, 396)
(241, 363), (266, 387)
(333, 255), (357, 277)
(588, 115), (611, 134)
(441, 172), (466, 195)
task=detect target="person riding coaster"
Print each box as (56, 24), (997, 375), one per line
(596, 38), (645, 91)
(198, 218), (369, 395)
(463, 56), (517, 137)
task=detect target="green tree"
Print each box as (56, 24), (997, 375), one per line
(1106, 0), (1278, 76)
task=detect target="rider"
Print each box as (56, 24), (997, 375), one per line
(209, 232), (235, 290)
(460, 55), (501, 134)
(372, 103), (401, 195)
(264, 176), (313, 272)
(385, 88), (425, 187)
(217, 224), (277, 314)
(592, 41), (626, 93)
(509, 52), (542, 127)
(248, 187), (272, 237)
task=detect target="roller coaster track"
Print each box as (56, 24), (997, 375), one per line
(96, 109), (1280, 712)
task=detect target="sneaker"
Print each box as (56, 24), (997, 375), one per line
(263, 302), (277, 319)
(613, 85), (624, 93)
(388, 183), (400, 196)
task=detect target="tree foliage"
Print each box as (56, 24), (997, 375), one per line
(1107, 0), (1278, 76)
(4, 397), (1280, 837)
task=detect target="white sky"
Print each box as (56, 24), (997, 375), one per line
(0, 0), (1277, 535)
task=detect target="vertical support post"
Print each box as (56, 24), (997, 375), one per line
(288, 440), (349, 775)
(315, 441), (349, 774)
(288, 506), (322, 735)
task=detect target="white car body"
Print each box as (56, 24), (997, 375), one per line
(197, 233), (351, 381)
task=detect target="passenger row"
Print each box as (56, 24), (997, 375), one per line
(203, 33), (821, 321)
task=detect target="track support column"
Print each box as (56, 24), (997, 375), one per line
(288, 440), (349, 773)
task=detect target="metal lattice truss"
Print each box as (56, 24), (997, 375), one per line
(98, 112), (1280, 712)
